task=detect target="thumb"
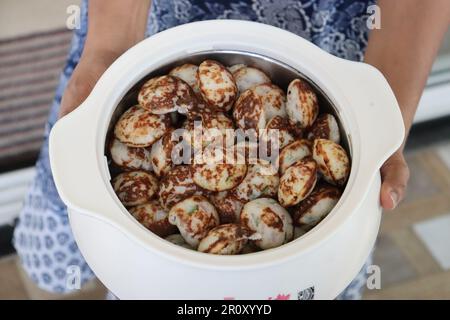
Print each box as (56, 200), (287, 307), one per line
(380, 152), (410, 210)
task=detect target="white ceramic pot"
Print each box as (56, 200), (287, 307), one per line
(49, 20), (404, 300)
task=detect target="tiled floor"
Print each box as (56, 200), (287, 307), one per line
(437, 142), (450, 169)
(414, 214), (450, 270)
(363, 141), (450, 299)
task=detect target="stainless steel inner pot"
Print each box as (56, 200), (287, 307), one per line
(106, 50), (352, 176)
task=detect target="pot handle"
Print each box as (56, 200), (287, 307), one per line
(49, 100), (124, 224)
(309, 58), (406, 231)
(332, 59), (405, 177)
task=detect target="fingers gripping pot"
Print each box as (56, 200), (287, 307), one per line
(49, 21), (404, 299)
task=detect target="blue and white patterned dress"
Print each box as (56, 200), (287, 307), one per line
(13, 0), (375, 299)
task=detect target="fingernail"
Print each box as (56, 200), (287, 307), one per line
(390, 191), (399, 209)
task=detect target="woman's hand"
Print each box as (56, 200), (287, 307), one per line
(58, 49), (121, 118)
(380, 150), (410, 210)
(364, 0), (449, 210)
(58, 0), (151, 118)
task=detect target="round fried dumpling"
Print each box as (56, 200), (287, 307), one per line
(278, 139), (312, 174)
(114, 105), (171, 147)
(209, 191), (245, 224)
(129, 201), (177, 237)
(278, 158), (317, 207)
(165, 234), (194, 250)
(260, 116), (295, 153)
(234, 160), (279, 202)
(198, 224), (250, 255)
(286, 79), (319, 129)
(158, 165), (201, 210)
(150, 132), (177, 177)
(240, 198), (293, 250)
(109, 138), (152, 171)
(168, 195), (219, 248)
(233, 67), (271, 93)
(313, 139), (350, 186)
(234, 141), (260, 165)
(112, 171), (158, 206)
(193, 148), (247, 192)
(198, 60), (237, 111)
(183, 112), (234, 148)
(233, 88), (266, 130)
(308, 114), (340, 144)
(292, 183), (341, 228)
(252, 83), (287, 120)
(138, 75), (197, 116)
(169, 63), (200, 94)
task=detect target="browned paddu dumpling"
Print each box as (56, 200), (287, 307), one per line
(233, 67), (271, 93)
(138, 75), (197, 116)
(233, 88), (266, 130)
(234, 141), (260, 165)
(252, 83), (287, 120)
(240, 198), (293, 250)
(308, 113), (340, 144)
(112, 171), (159, 206)
(209, 191), (245, 224)
(198, 60), (238, 111)
(114, 105), (171, 147)
(292, 182), (341, 228)
(129, 201), (177, 237)
(260, 116), (295, 153)
(198, 224), (251, 255)
(150, 132), (177, 177)
(109, 138), (152, 171)
(193, 147), (247, 192)
(278, 158), (318, 207)
(313, 138), (350, 186)
(182, 112), (235, 148)
(165, 234), (194, 250)
(158, 165), (201, 210)
(286, 78), (319, 129)
(168, 195), (220, 248)
(233, 160), (279, 202)
(169, 63), (200, 94)
(277, 139), (312, 174)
